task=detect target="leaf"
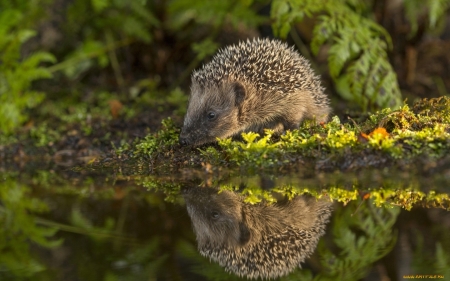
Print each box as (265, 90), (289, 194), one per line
(122, 15), (152, 42)
(0, 9), (22, 38)
(428, 0), (450, 28)
(369, 127), (389, 138)
(109, 99), (123, 118)
(62, 40), (105, 79)
(91, 0), (109, 12)
(242, 132), (260, 144)
(130, 0), (160, 26)
(192, 38), (219, 61)
(16, 29), (36, 43)
(22, 51), (57, 67)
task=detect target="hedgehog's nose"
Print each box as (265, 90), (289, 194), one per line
(179, 137), (189, 146)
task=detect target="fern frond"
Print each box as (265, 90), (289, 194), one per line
(428, 0), (450, 28)
(22, 52), (57, 67)
(272, 0), (402, 111)
(317, 202), (399, 280)
(405, 0), (450, 34)
(0, 9), (21, 38)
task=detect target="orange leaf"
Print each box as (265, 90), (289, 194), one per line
(109, 100), (123, 119)
(362, 193), (371, 200)
(369, 127), (389, 138)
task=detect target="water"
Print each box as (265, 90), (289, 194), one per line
(1, 161), (449, 281)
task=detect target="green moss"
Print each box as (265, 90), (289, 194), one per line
(30, 122), (61, 147)
(194, 98), (450, 168)
(112, 97), (450, 181)
(134, 118), (179, 157)
(217, 130), (283, 168)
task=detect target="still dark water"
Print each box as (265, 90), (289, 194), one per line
(1, 162), (449, 281)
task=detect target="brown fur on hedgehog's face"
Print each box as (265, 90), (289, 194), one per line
(183, 187), (250, 248)
(179, 80), (246, 146)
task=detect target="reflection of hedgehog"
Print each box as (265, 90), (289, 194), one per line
(179, 38), (331, 146)
(183, 187), (332, 279)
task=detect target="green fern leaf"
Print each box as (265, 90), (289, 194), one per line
(272, 0), (402, 111)
(428, 0), (450, 28)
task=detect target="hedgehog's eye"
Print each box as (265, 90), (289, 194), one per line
(207, 111), (217, 120)
(211, 211), (220, 219)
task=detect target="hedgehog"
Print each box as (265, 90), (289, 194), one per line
(183, 187), (333, 279)
(179, 38), (330, 146)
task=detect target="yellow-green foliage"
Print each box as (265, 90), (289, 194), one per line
(369, 188), (450, 211)
(199, 98), (450, 168)
(127, 99), (450, 186)
(219, 179), (303, 205)
(220, 184), (279, 205)
(217, 130), (283, 167)
(322, 117), (358, 150)
(205, 182), (450, 211)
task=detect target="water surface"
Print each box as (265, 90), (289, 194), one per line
(1, 161), (449, 280)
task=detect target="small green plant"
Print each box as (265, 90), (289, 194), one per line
(198, 146), (224, 166)
(322, 117), (358, 151)
(0, 9), (56, 135)
(134, 118), (179, 157)
(218, 130), (283, 168)
(29, 122), (61, 147)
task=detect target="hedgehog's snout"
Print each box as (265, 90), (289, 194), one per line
(179, 136), (189, 146)
(179, 125), (208, 146)
(179, 125), (188, 146)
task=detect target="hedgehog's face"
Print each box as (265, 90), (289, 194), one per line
(179, 80), (246, 146)
(184, 188), (251, 248)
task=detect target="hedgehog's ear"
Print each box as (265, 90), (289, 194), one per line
(233, 82), (246, 107)
(238, 222), (251, 245)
